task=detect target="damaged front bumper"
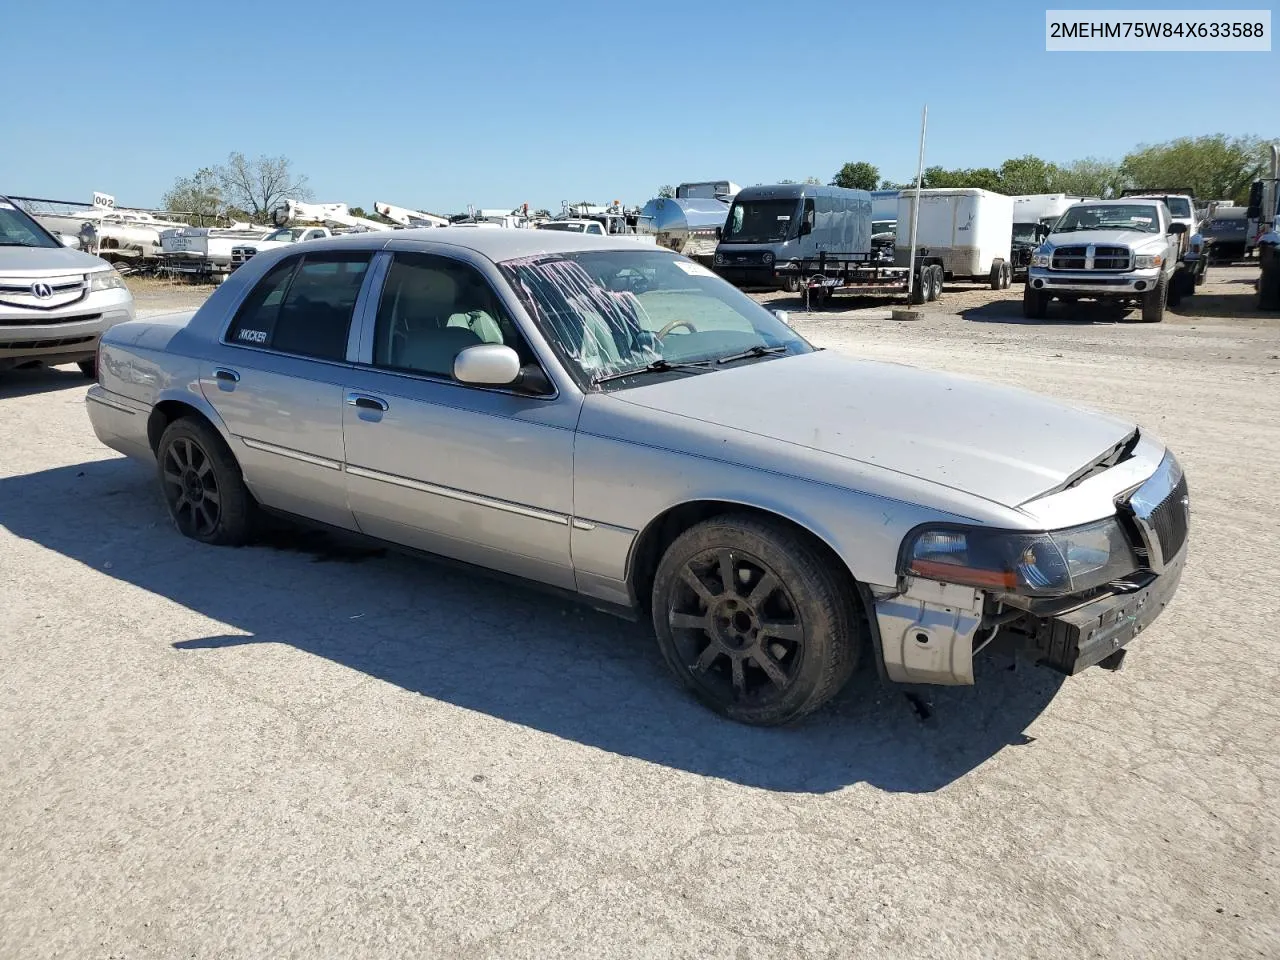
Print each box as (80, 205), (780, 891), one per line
(873, 546), (1186, 685)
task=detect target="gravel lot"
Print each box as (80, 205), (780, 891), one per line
(1, 267), (1277, 959)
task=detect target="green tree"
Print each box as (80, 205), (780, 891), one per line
(160, 167), (223, 220)
(920, 165), (1002, 191)
(1120, 134), (1269, 203)
(1049, 157), (1124, 198)
(657, 184), (675, 199)
(831, 161), (880, 190)
(998, 155), (1057, 195)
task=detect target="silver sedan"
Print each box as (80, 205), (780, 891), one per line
(86, 229), (1189, 725)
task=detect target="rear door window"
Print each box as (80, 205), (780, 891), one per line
(227, 252), (370, 361)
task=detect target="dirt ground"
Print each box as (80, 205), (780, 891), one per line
(1, 265), (1277, 959)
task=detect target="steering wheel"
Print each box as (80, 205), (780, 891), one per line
(655, 319), (698, 339)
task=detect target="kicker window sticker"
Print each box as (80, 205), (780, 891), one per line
(237, 328), (268, 344)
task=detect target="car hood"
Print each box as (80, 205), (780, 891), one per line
(0, 245), (112, 276)
(1045, 229), (1164, 249)
(609, 350), (1138, 509)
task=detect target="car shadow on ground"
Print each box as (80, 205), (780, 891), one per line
(0, 457), (1066, 795)
(962, 297), (1138, 326)
(0, 365), (89, 399)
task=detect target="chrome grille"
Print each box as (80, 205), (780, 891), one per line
(1148, 474), (1190, 561)
(1051, 246), (1087, 270)
(0, 311), (102, 328)
(1050, 245), (1132, 271)
(1123, 454), (1190, 572)
(0, 274), (88, 310)
(1092, 246), (1131, 271)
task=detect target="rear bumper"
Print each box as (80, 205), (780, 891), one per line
(86, 384), (154, 461)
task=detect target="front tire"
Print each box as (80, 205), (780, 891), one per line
(651, 514), (863, 726)
(1023, 285), (1049, 319)
(1141, 274), (1168, 322)
(77, 358), (96, 379)
(156, 417), (256, 545)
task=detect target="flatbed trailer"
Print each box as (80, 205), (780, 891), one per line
(775, 251), (946, 309)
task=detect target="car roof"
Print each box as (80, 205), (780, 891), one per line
(291, 227), (667, 262)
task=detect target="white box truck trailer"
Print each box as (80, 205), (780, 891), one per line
(895, 188), (1015, 289)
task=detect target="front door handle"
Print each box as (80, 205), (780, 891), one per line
(346, 392), (389, 412)
(213, 368), (240, 383)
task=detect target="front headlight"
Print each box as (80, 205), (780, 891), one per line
(88, 269), (126, 292)
(900, 517), (1139, 597)
(1031, 251), (1052, 268)
(1133, 253), (1163, 269)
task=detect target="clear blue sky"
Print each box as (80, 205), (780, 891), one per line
(1, 0), (1274, 214)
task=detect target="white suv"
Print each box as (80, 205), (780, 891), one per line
(0, 196), (135, 378)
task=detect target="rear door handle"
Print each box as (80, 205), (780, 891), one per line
(213, 368), (240, 383)
(346, 393), (389, 412)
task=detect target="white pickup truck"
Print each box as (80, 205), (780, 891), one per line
(229, 226), (333, 271)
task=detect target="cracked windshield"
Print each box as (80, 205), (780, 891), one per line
(501, 249), (811, 383)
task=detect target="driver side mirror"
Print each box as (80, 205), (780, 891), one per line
(1169, 222), (1187, 235)
(714, 226), (722, 240)
(773, 309), (791, 327)
(453, 343), (552, 394)
(799, 221), (813, 237)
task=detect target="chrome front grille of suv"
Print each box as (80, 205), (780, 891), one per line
(0, 274), (88, 310)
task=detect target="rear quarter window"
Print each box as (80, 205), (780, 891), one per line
(226, 252), (371, 361)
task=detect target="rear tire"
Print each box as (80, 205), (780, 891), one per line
(910, 270), (927, 304)
(1000, 261), (1013, 289)
(1022, 285), (1049, 319)
(1140, 273), (1168, 322)
(650, 514), (863, 726)
(156, 417), (257, 546)
(989, 261), (1003, 290)
(931, 265), (944, 299)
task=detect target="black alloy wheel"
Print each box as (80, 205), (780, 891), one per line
(161, 435), (223, 539)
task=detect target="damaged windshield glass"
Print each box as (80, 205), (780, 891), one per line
(499, 250), (812, 387)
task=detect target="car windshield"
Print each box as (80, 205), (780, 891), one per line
(540, 222), (587, 232)
(722, 199), (799, 243)
(1053, 205), (1161, 234)
(0, 200), (60, 248)
(266, 228), (306, 241)
(1164, 197), (1192, 217)
(1012, 222), (1041, 242)
(500, 249), (812, 386)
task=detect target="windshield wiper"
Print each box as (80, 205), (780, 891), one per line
(593, 358), (714, 385)
(715, 344), (788, 365)
(0, 240), (40, 247)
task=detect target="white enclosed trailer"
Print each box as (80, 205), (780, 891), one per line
(895, 188), (1015, 288)
(1011, 193), (1096, 228)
